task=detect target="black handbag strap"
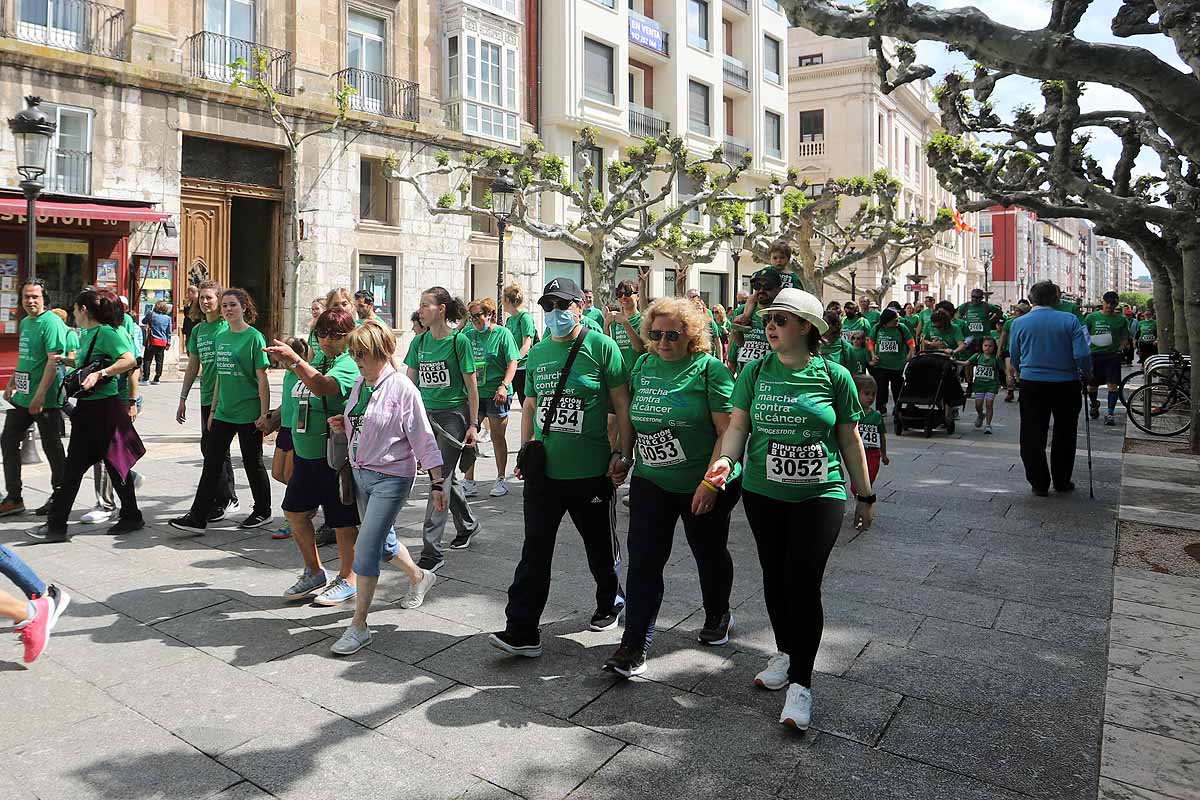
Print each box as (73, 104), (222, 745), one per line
(540, 327), (589, 440)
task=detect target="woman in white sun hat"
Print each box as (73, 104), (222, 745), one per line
(704, 287), (875, 733)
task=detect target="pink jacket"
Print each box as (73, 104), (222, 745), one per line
(345, 363), (443, 477)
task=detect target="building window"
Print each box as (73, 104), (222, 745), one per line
(980, 214), (993, 234)
(358, 254), (397, 326)
(798, 109), (824, 142)
(753, 194), (774, 219)
(687, 0), (709, 50)
(584, 37), (615, 104)
(475, 0), (518, 14)
(446, 35), (459, 99)
(346, 10), (387, 111)
(876, 113), (884, 145)
(797, 53), (823, 67)
(479, 40), (502, 105)
(763, 35), (781, 84)
(447, 27), (520, 142)
(764, 110), (782, 158)
(678, 172), (704, 224)
(574, 142), (604, 195)
(44, 104), (91, 195)
(688, 80), (711, 136)
(699, 272), (727, 307)
(359, 157), (391, 223)
(546, 258), (585, 287)
(471, 177), (498, 235)
(804, 183), (824, 199)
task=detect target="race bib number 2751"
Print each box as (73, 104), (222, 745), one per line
(537, 395), (584, 434)
(766, 441), (827, 484)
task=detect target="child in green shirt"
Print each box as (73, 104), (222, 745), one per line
(967, 336), (1001, 435)
(848, 330), (872, 376)
(853, 374), (887, 495)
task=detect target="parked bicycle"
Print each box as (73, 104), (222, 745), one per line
(1127, 352), (1192, 437)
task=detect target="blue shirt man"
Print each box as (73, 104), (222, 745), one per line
(1010, 307), (1093, 382)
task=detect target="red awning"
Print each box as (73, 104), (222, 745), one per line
(0, 197), (169, 223)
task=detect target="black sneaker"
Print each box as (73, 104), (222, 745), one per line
(602, 645), (646, 678)
(448, 525), (481, 550)
(1054, 482), (1076, 493)
(107, 516), (145, 535)
(314, 523), (336, 545)
(1089, 401), (1100, 419)
(416, 556), (444, 573)
(588, 602), (625, 632)
(239, 511), (273, 529)
(24, 523), (69, 543)
(33, 500), (52, 516)
(697, 612), (733, 646)
(488, 630), (543, 658)
(168, 515), (207, 534)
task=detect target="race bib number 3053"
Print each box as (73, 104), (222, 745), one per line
(766, 441), (827, 484)
(537, 395), (584, 434)
(636, 429), (686, 467)
(11, 372), (29, 394)
(420, 361), (451, 388)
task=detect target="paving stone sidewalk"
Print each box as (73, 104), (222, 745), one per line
(1, 378), (1126, 799)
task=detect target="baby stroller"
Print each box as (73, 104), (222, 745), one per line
(894, 351), (963, 437)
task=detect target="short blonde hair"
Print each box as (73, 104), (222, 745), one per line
(325, 287), (353, 309)
(640, 297), (711, 356)
(468, 297), (498, 318)
(346, 319), (396, 362)
(502, 283), (524, 307)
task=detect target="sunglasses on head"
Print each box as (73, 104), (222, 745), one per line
(648, 329), (682, 342)
(765, 313), (793, 327)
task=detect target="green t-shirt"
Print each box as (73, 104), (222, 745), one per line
(918, 308), (935, 331)
(292, 350), (360, 460)
(583, 307), (605, 327)
(924, 324), (962, 352)
(732, 354), (863, 502)
(1055, 300), (1084, 321)
(820, 337), (855, 373)
(863, 310), (881, 326)
(1000, 315), (1020, 350)
(840, 316), (871, 341)
(1138, 319), (1158, 343)
(213, 326), (270, 424)
(1084, 311), (1129, 354)
(968, 353), (1001, 394)
(732, 305), (770, 366)
(403, 329), (476, 411)
(12, 311), (67, 409)
(629, 352), (739, 493)
(75, 325), (131, 402)
(465, 323), (520, 396)
(607, 312), (643, 370)
(956, 302), (1000, 337)
(847, 345), (871, 376)
(280, 369), (300, 428)
(64, 328), (80, 356)
(187, 318), (229, 407)
(869, 323), (911, 371)
(116, 327), (137, 400)
(504, 310), (538, 367)
(524, 331), (628, 480)
(858, 409), (884, 451)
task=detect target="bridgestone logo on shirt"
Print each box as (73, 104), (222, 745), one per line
(538, 395), (584, 433)
(766, 441), (826, 484)
(636, 429), (686, 467)
(420, 361), (451, 388)
(878, 338), (899, 353)
(738, 340), (769, 363)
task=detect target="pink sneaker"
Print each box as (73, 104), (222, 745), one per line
(17, 596), (53, 663)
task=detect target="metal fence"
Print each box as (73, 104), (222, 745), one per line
(722, 56), (749, 90)
(335, 68), (419, 122)
(1, 0), (126, 59)
(48, 148), (90, 194)
(629, 105), (669, 139)
(184, 31), (293, 96)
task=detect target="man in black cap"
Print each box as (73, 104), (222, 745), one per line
(490, 276), (633, 658)
(957, 288), (1002, 354)
(728, 268), (783, 372)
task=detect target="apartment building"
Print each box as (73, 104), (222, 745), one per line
(787, 28), (981, 305)
(0, 0), (541, 377)
(534, 0), (791, 307)
(1097, 236), (1135, 296)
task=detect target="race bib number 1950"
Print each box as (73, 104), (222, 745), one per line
(11, 372), (29, 394)
(636, 429), (686, 467)
(766, 441), (827, 484)
(420, 361), (451, 388)
(537, 395), (584, 434)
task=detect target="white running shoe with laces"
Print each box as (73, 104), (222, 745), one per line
(754, 652), (791, 690)
(780, 684), (813, 730)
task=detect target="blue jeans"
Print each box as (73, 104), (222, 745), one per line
(0, 544), (46, 598)
(352, 468), (415, 577)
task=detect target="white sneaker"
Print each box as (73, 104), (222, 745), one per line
(489, 479), (509, 497)
(461, 479), (478, 498)
(780, 683), (813, 730)
(754, 652), (791, 690)
(974, 412), (984, 428)
(330, 624), (372, 656)
(132, 471), (145, 490)
(984, 425), (993, 435)
(400, 569), (436, 609)
(81, 506), (113, 525)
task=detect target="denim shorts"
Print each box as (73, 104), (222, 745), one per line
(478, 395), (511, 420)
(352, 468), (415, 577)
(282, 454), (360, 528)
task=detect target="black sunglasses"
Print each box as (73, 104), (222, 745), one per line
(615, 289), (637, 298)
(765, 313), (792, 327)
(648, 330), (682, 342)
(542, 298), (576, 311)
(470, 312), (486, 320)
(750, 281), (775, 292)
(316, 329), (348, 340)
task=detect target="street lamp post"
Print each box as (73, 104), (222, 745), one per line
(849, 266), (857, 305)
(489, 168), (517, 324)
(728, 222), (745, 311)
(7, 96), (56, 280)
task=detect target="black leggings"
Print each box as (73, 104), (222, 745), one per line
(622, 475), (741, 654)
(141, 344), (166, 381)
(741, 491), (844, 687)
(188, 418), (270, 521)
(46, 397), (140, 533)
(867, 365), (904, 415)
(199, 404), (237, 510)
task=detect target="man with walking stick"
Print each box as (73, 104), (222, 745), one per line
(1008, 281), (1093, 497)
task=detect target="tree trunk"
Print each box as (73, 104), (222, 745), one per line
(1145, 256), (1175, 352)
(287, 146), (303, 336)
(1180, 235), (1200, 453)
(1169, 259), (1189, 355)
(590, 250), (616, 308)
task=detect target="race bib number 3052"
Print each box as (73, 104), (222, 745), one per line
(636, 429), (686, 467)
(11, 372), (29, 394)
(420, 361), (451, 388)
(766, 441), (827, 484)
(537, 395), (584, 434)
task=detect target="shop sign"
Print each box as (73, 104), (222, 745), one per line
(0, 213), (120, 228)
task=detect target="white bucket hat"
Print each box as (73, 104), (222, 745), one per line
(760, 288), (829, 334)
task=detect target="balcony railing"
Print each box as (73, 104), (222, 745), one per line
(722, 56), (749, 90)
(47, 148), (90, 194)
(629, 104), (669, 139)
(1, 0), (125, 59)
(184, 31), (293, 96)
(723, 138), (750, 163)
(335, 68), (419, 122)
(724, 0), (749, 13)
(628, 9), (668, 56)
(797, 139), (826, 158)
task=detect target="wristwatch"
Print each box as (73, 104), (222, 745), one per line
(612, 452), (632, 468)
(855, 493), (877, 504)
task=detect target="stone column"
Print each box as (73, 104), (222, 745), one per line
(127, 0), (178, 67)
(287, 0), (334, 96)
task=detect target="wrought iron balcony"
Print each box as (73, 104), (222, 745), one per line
(184, 32), (293, 96)
(722, 56), (749, 91)
(724, 0), (749, 13)
(335, 68), (419, 122)
(1, 0), (126, 59)
(48, 148), (90, 194)
(723, 138), (751, 163)
(629, 104), (669, 139)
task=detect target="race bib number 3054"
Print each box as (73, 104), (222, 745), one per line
(537, 395), (584, 434)
(420, 361), (451, 388)
(766, 441), (827, 484)
(636, 429), (686, 467)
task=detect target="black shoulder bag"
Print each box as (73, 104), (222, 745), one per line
(60, 331), (112, 403)
(516, 327), (588, 484)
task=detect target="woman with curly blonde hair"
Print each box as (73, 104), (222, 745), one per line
(601, 296), (741, 678)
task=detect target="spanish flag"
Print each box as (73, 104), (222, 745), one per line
(954, 210), (975, 234)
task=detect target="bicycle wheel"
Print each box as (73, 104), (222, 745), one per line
(1127, 383), (1192, 436)
(1118, 369), (1144, 408)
